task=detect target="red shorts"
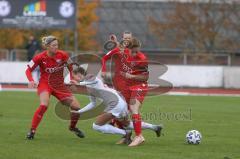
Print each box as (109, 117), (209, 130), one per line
(37, 82), (72, 101)
(128, 84), (148, 104)
(116, 84), (148, 105)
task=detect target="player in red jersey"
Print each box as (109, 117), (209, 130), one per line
(101, 31), (132, 102)
(120, 37), (163, 146)
(102, 34), (163, 146)
(101, 32), (133, 132)
(25, 36), (84, 140)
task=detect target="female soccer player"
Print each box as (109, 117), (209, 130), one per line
(101, 31), (133, 102)
(120, 37), (152, 146)
(102, 34), (163, 146)
(71, 67), (162, 145)
(70, 67), (132, 144)
(25, 35), (84, 140)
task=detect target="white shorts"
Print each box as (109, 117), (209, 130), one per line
(105, 96), (128, 119)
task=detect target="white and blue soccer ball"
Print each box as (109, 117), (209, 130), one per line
(186, 130), (202, 145)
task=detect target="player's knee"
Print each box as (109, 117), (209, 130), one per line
(40, 99), (49, 106)
(69, 101), (80, 110)
(129, 105), (138, 114)
(129, 100), (141, 114)
(70, 106), (80, 111)
(93, 123), (101, 132)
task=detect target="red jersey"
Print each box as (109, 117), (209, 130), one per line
(27, 50), (70, 84)
(126, 51), (149, 86)
(101, 47), (130, 91)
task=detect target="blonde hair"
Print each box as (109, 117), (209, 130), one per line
(130, 37), (141, 48)
(42, 35), (57, 47)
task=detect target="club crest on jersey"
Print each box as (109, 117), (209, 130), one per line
(56, 59), (62, 63)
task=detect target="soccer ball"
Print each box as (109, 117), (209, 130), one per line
(186, 130), (202, 144)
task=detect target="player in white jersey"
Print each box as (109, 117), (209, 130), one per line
(70, 67), (132, 144)
(70, 67), (163, 145)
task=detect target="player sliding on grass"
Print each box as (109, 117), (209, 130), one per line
(25, 35), (84, 140)
(71, 67), (162, 145)
(70, 67), (132, 144)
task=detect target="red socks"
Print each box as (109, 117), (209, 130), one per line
(70, 112), (80, 129)
(31, 105), (48, 131)
(132, 114), (142, 136)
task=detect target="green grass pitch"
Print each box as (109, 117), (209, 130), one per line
(0, 91), (239, 159)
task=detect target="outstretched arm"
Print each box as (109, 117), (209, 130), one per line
(78, 96), (97, 114)
(101, 50), (116, 73)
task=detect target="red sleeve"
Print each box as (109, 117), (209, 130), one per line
(101, 48), (118, 72)
(25, 54), (41, 82)
(25, 68), (34, 82)
(132, 52), (149, 75)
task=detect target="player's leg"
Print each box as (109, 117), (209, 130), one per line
(125, 121), (163, 137)
(93, 113), (126, 135)
(109, 97), (133, 144)
(26, 91), (50, 140)
(111, 90), (131, 129)
(128, 98), (145, 147)
(60, 95), (85, 138)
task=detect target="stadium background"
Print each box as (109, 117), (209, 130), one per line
(0, 0), (239, 91)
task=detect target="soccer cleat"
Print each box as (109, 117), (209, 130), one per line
(155, 125), (163, 137)
(128, 135), (145, 147)
(116, 130), (132, 145)
(26, 129), (35, 140)
(115, 137), (126, 145)
(124, 130), (132, 145)
(69, 127), (85, 138)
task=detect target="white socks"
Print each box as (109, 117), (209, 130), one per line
(125, 121), (157, 131)
(93, 123), (126, 135)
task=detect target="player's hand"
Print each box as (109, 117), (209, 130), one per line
(101, 72), (107, 79)
(109, 34), (118, 42)
(70, 80), (78, 85)
(28, 81), (37, 89)
(120, 71), (133, 79)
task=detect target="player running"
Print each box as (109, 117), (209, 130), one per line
(101, 31), (132, 103)
(102, 34), (163, 146)
(25, 35), (84, 140)
(121, 37), (155, 146)
(71, 67), (162, 145)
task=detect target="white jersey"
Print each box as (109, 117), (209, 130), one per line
(78, 76), (128, 118)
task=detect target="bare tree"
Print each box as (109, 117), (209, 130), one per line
(149, 0), (240, 54)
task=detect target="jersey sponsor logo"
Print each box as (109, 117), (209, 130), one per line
(45, 66), (63, 73)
